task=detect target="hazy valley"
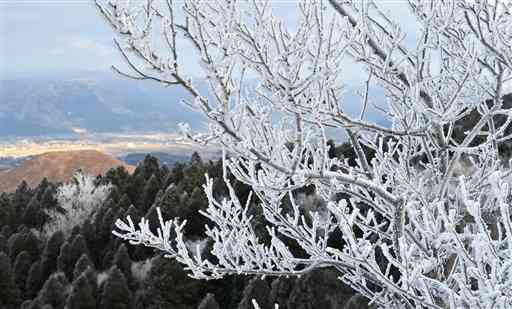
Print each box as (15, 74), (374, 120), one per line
(0, 72), (207, 138)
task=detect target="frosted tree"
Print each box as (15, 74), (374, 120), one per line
(44, 172), (111, 236)
(96, 0), (512, 308)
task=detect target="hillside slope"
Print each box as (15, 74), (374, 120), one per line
(0, 150), (134, 192)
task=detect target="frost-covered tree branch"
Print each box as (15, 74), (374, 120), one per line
(97, 0), (512, 308)
(43, 172), (111, 236)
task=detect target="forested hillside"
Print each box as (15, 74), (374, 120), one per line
(0, 142), (369, 309)
(1, 92), (512, 308)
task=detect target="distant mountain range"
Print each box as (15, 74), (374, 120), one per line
(0, 72), (206, 138)
(0, 150), (134, 192)
(119, 152), (190, 167)
(0, 71), (395, 140)
(0, 156), (30, 171)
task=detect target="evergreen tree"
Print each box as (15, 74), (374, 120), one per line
(117, 193), (132, 210)
(91, 205), (109, 265)
(327, 139), (337, 159)
(133, 289), (153, 309)
(198, 294), (221, 309)
(160, 164), (170, 181)
(100, 208), (116, 242)
(135, 155), (162, 181)
(184, 187), (208, 236)
(40, 186), (59, 212)
(58, 234), (89, 281)
(72, 255), (98, 304)
(140, 174), (161, 212)
(190, 152), (203, 166)
(14, 250), (32, 296)
(73, 254), (95, 281)
(123, 205), (140, 223)
(107, 185), (121, 204)
(23, 196), (46, 230)
(101, 246), (116, 270)
(92, 204), (109, 233)
(35, 272), (68, 309)
(237, 278), (271, 309)
(268, 277), (295, 309)
(35, 178), (50, 200)
(0, 252), (21, 308)
(41, 230), (65, 281)
(154, 188), (165, 207)
(113, 244), (132, 285)
(153, 184), (181, 218)
(0, 159), (378, 308)
(57, 240), (73, 281)
(166, 162), (185, 186)
(65, 272), (96, 309)
(71, 235), (90, 261)
(13, 181), (33, 226)
(145, 256), (205, 309)
(211, 275), (248, 309)
(125, 173), (145, 210)
(0, 234), (7, 253)
(80, 219), (96, 256)
(104, 166), (130, 191)
(26, 260), (43, 300)
(181, 162), (207, 193)
(99, 267), (133, 309)
(285, 269), (354, 309)
(0, 192), (14, 227)
(83, 268), (99, 304)
(8, 229), (40, 261)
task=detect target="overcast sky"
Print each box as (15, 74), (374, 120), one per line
(0, 0), (416, 81)
(0, 0), (119, 79)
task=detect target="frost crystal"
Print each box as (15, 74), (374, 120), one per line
(97, 0), (512, 308)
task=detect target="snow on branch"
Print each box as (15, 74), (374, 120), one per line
(97, 0), (512, 308)
(43, 172), (111, 236)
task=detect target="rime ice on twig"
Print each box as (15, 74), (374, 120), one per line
(44, 172), (111, 236)
(97, 0), (512, 308)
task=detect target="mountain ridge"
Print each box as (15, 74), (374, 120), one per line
(0, 150), (134, 192)
(0, 73), (206, 138)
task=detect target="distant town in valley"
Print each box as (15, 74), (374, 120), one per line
(0, 132), (219, 160)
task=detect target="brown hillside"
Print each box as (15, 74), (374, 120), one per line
(0, 150), (134, 192)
